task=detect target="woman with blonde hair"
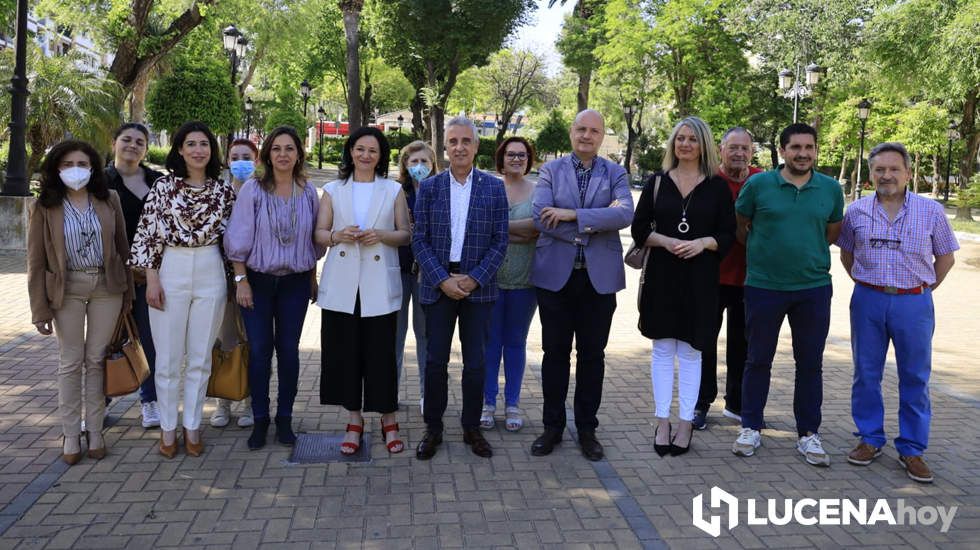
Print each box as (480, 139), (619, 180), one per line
(630, 116), (735, 457)
(395, 140), (435, 412)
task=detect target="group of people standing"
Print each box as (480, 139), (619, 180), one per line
(27, 107), (956, 484)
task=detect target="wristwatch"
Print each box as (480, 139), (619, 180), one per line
(234, 274), (247, 284)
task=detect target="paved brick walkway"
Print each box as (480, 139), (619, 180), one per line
(1, 209), (978, 548)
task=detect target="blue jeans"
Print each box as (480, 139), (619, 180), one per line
(241, 269), (311, 421)
(741, 284), (832, 436)
(484, 288), (537, 407)
(134, 283), (158, 403)
(850, 284), (934, 456)
(395, 271), (427, 396)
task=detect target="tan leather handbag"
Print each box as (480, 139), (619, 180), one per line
(207, 308), (249, 401)
(103, 312), (150, 397)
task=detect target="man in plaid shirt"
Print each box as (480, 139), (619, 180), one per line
(837, 142), (958, 484)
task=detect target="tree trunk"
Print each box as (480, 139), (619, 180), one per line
(931, 154), (940, 197)
(577, 71), (590, 112)
(768, 137), (778, 169)
(955, 86), (978, 220)
(128, 66), (151, 123)
(341, 2), (363, 133)
(431, 105), (445, 171)
(912, 152), (920, 194)
(411, 93), (425, 139)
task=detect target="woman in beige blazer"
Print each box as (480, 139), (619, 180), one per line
(315, 127), (411, 456)
(27, 140), (133, 465)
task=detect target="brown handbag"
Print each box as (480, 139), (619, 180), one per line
(624, 175), (661, 270)
(207, 307), (249, 401)
(103, 312), (151, 397)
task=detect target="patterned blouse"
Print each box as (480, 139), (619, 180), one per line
(64, 199), (104, 270)
(129, 175), (236, 270)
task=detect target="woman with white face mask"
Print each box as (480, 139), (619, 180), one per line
(209, 138), (259, 430)
(27, 140), (134, 465)
(394, 140), (435, 414)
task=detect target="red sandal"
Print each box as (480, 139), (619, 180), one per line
(340, 423), (363, 455)
(381, 421), (404, 454)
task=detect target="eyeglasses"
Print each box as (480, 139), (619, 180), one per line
(505, 152), (528, 160)
(869, 238), (901, 249)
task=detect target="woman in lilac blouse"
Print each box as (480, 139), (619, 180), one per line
(224, 126), (321, 450)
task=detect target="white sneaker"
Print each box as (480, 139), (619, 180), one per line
(210, 399), (231, 428)
(722, 408), (741, 422)
(141, 401), (160, 429)
(237, 398), (254, 428)
(732, 427), (761, 456)
(797, 433), (830, 467)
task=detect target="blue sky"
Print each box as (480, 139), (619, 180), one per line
(509, 0), (576, 75)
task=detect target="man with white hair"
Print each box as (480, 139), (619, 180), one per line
(837, 141), (957, 483)
(412, 116), (509, 460)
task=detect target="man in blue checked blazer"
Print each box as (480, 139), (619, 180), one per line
(411, 116), (509, 460)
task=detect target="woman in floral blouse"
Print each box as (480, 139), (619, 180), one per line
(129, 121), (235, 459)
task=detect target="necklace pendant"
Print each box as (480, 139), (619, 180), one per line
(677, 220), (690, 234)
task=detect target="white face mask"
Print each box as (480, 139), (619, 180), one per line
(60, 167), (92, 191)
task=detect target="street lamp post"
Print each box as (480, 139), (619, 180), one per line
(244, 97), (253, 139)
(222, 25), (246, 149)
(317, 106), (325, 170)
(778, 62), (822, 124)
(624, 103), (637, 175)
(397, 114), (404, 135)
(855, 98), (871, 199)
(300, 80), (311, 118)
(944, 120), (960, 202)
(2, 0), (30, 196)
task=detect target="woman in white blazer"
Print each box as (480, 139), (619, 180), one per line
(315, 127), (411, 455)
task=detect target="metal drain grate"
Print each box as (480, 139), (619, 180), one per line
(288, 432), (372, 463)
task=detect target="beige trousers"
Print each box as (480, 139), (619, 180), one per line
(52, 270), (124, 437)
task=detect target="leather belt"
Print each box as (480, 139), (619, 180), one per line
(70, 267), (103, 274)
(573, 261), (587, 270)
(448, 262), (461, 274)
(857, 281), (928, 295)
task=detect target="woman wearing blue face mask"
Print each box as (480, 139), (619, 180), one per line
(28, 140), (134, 465)
(395, 140), (436, 414)
(209, 138), (259, 430)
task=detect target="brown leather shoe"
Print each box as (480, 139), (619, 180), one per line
(85, 431), (106, 460)
(183, 428), (204, 457)
(899, 455), (934, 483)
(846, 442), (881, 466)
(462, 428), (493, 458)
(159, 431), (178, 459)
(62, 435), (83, 466)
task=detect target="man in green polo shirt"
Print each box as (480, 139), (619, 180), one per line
(731, 123), (844, 467)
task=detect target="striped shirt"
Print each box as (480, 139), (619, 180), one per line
(571, 154), (592, 266)
(63, 199), (104, 270)
(836, 191), (959, 288)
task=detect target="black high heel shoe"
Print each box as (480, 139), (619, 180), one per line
(654, 423), (672, 457)
(670, 427), (693, 456)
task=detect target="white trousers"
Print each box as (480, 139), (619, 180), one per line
(651, 338), (702, 421)
(149, 246), (226, 431)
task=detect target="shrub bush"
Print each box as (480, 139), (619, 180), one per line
(146, 145), (168, 167)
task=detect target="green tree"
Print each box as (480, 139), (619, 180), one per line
(479, 49), (551, 145)
(374, 0), (535, 165)
(0, 45), (121, 175)
(534, 109), (571, 157)
(263, 106), (306, 134)
(554, 0), (608, 112)
(146, 55), (240, 135)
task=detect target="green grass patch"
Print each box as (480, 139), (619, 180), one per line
(949, 217), (980, 234)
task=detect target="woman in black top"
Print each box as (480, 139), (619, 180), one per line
(105, 123), (164, 429)
(631, 116), (735, 457)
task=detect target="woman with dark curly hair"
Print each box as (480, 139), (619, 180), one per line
(28, 140), (134, 465)
(129, 121), (236, 458)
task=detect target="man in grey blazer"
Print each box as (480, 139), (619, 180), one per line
(530, 109), (634, 461)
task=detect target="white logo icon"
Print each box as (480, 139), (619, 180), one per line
(692, 486), (739, 537)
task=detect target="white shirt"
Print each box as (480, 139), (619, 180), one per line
(351, 180), (374, 229)
(449, 168), (473, 262)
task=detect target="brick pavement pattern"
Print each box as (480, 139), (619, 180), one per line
(1, 186), (978, 548)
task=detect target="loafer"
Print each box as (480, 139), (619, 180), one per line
(415, 431), (442, 460)
(530, 428), (563, 456)
(578, 430), (604, 461)
(462, 429), (493, 458)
